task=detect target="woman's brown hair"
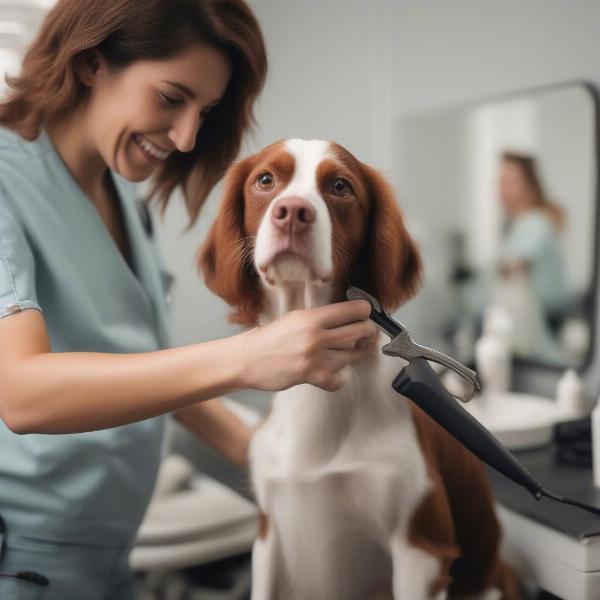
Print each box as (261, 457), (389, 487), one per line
(501, 151), (565, 231)
(0, 0), (267, 224)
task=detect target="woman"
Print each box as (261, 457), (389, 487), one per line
(0, 1), (375, 598)
(497, 152), (569, 332)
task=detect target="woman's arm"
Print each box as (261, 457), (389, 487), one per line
(173, 399), (254, 467)
(0, 299), (375, 435)
(0, 310), (246, 435)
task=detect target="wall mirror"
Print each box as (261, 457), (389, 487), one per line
(395, 83), (598, 371)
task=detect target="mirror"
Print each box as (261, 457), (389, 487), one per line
(395, 83), (598, 369)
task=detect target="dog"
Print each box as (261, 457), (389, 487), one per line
(198, 139), (522, 599)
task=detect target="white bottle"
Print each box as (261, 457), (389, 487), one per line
(593, 397), (600, 488)
(475, 307), (513, 404)
(555, 369), (585, 418)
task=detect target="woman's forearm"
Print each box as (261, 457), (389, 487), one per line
(174, 399), (254, 467)
(5, 336), (248, 435)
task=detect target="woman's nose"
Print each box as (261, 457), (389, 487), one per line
(168, 110), (202, 153)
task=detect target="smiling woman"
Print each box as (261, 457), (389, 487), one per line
(0, 1), (271, 598)
(0, 0), (266, 221)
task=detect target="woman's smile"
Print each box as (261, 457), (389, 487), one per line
(132, 132), (171, 164)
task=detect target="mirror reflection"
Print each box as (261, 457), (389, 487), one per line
(396, 84), (597, 368)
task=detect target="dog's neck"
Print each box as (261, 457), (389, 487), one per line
(257, 280), (343, 324)
(254, 279), (407, 466)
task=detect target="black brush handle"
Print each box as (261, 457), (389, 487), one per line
(393, 358), (600, 517)
(394, 358), (545, 497)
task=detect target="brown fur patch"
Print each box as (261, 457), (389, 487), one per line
(407, 403), (516, 597)
(258, 512), (269, 539)
(197, 141), (294, 326)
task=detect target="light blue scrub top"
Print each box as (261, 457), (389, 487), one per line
(0, 126), (170, 546)
(499, 210), (569, 315)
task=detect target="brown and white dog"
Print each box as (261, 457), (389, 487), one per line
(198, 139), (522, 600)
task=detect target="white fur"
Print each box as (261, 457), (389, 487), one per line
(254, 139), (334, 288)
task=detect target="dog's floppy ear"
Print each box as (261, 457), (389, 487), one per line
(350, 163), (422, 311)
(197, 154), (263, 326)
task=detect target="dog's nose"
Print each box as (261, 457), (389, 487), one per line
(271, 196), (316, 235)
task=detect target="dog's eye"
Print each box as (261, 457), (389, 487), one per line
(331, 178), (353, 197)
(256, 172), (274, 190)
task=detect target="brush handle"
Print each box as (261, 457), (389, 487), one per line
(393, 358), (544, 498)
(394, 358), (600, 518)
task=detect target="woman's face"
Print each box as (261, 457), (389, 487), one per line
(82, 43), (232, 182)
(498, 160), (533, 216)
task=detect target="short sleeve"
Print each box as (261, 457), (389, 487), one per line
(502, 212), (554, 263)
(0, 195), (41, 319)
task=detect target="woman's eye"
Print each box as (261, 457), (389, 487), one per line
(331, 178), (353, 196)
(256, 172), (274, 190)
(157, 92), (183, 107)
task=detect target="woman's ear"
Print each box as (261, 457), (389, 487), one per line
(350, 163), (422, 311)
(73, 50), (104, 87)
(197, 154), (263, 326)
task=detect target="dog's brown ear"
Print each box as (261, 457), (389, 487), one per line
(197, 154), (263, 326)
(350, 163), (422, 311)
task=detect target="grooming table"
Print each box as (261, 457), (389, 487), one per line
(488, 445), (600, 599)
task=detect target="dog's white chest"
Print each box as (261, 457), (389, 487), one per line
(248, 361), (434, 599)
(250, 360), (432, 538)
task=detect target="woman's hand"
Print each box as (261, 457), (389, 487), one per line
(235, 300), (377, 393)
(498, 259), (529, 279)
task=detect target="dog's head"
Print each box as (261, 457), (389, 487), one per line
(198, 139), (422, 325)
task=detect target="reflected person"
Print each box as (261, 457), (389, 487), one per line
(496, 151), (569, 333)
